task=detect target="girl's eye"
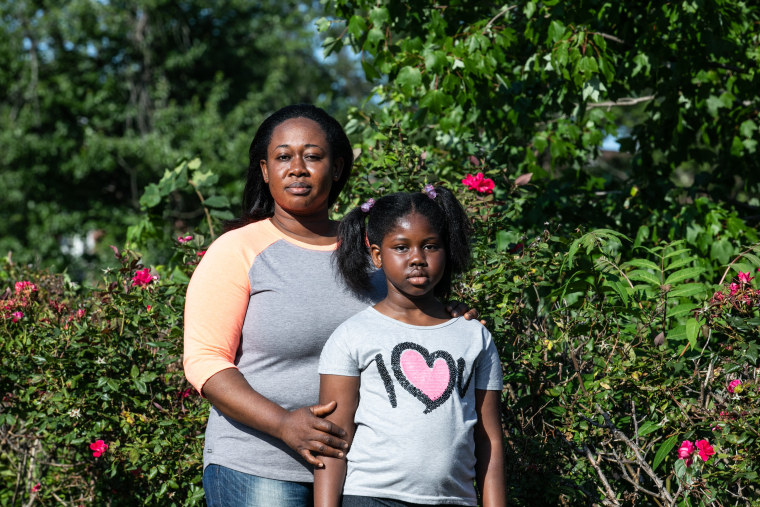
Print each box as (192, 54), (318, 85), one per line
(393, 245), (408, 252)
(424, 244), (440, 250)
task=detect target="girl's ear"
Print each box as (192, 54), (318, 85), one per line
(260, 159), (269, 183)
(370, 244), (382, 268)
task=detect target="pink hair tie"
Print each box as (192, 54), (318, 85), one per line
(360, 198), (375, 213)
(424, 184), (437, 199)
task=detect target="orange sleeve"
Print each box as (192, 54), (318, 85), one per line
(182, 224), (276, 393)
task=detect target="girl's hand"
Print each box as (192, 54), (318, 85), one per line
(277, 401), (349, 468)
(445, 301), (485, 324)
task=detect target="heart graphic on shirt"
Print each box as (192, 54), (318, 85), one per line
(391, 342), (456, 413)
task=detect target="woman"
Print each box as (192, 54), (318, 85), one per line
(183, 104), (476, 506)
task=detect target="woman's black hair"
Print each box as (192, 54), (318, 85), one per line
(335, 186), (473, 299)
(226, 104), (354, 230)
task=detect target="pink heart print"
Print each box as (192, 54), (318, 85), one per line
(399, 349), (451, 401)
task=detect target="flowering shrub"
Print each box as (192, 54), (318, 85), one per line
(0, 241), (209, 505)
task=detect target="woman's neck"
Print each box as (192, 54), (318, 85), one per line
(373, 292), (451, 326)
(269, 207), (338, 245)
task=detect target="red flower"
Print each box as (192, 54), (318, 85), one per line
(728, 379), (742, 393)
(89, 439), (109, 458)
(695, 439), (715, 462)
(177, 235), (193, 244)
(196, 250), (206, 256)
(11, 311), (23, 322)
(729, 282), (739, 296)
(75, 308), (86, 320)
(131, 268), (154, 287)
(462, 172), (495, 194)
(738, 271), (754, 284)
(14, 281), (37, 293)
(677, 440), (695, 467)
(31, 482), (41, 493)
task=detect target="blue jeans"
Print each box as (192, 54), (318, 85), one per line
(203, 464), (313, 506)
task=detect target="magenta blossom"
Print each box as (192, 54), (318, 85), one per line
(31, 482), (41, 493)
(738, 271), (754, 284)
(695, 439), (715, 462)
(14, 281), (37, 293)
(11, 311), (23, 322)
(677, 440), (695, 467)
(196, 250), (206, 257)
(712, 291), (725, 302)
(729, 283), (740, 296)
(177, 235), (193, 244)
(462, 172), (495, 194)
(131, 268), (154, 287)
(728, 379), (742, 393)
(90, 439), (109, 458)
(75, 308), (86, 320)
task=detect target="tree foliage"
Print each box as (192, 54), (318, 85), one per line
(0, 0), (371, 276)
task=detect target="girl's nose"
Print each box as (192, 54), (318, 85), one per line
(410, 248), (427, 266)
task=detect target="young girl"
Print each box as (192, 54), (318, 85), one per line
(314, 186), (506, 507)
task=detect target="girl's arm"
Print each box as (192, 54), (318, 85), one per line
(314, 374), (360, 507)
(475, 389), (507, 507)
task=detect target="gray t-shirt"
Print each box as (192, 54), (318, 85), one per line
(189, 220), (385, 483)
(319, 307), (503, 505)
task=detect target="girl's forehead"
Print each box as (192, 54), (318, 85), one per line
(386, 212), (438, 235)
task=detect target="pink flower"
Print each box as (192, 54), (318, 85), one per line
(75, 308), (86, 320)
(14, 281), (37, 293)
(728, 379), (742, 393)
(177, 235), (193, 244)
(196, 250), (206, 257)
(146, 305), (152, 312)
(712, 291), (725, 302)
(695, 439), (715, 462)
(462, 172), (495, 194)
(31, 482), (41, 493)
(729, 283), (739, 295)
(178, 388), (192, 399)
(131, 268), (154, 287)
(677, 440), (695, 467)
(11, 311), (23, 322)
(738, 271), (753, 284)
(90, 439), (109, 458)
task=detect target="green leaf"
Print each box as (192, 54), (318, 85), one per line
(667, 283), (707, 299)
(396, 66), (422, 95)
(548, 20), (565, 43)
(664, 267), (703, 285)
(637, 421), (659, 437)
(624, 259), (660, 272)
(202, 195), (229, 209)
(653, 435), (679, 471)
(139, 184), (161, 209)
(685, 318), (699, 350)
(627, 269), (660, 286)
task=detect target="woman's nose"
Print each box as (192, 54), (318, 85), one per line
(288, 155), (308, 176)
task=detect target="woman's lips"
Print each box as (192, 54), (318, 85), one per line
(286, 182), (311, 195)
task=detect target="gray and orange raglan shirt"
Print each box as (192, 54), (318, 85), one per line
(183, 218), (383, 483)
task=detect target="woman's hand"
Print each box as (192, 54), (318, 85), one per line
(202, 369), (348, 467)
(446, 301), (484, 324)
(277, 401), (349, 468)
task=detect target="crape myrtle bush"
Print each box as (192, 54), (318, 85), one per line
(2, 155), (759, 506)
(0, 240), (208, 506)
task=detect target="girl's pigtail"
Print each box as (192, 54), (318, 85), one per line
(431, 186), (473, 276)
(335, 206), (373, 295)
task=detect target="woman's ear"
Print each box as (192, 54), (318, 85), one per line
(260, 160), (269, 183)
(332, 157), (344, 182)
(370, 244), (382, 268)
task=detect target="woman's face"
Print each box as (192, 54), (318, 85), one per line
(260, 117), (343, 218)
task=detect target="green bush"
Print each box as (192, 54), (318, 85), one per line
(2, 156), (758, 505)
(0, 241), (209, 505)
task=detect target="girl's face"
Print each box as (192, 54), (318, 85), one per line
(260, 117), (343, 217)
(370, 212), (446, 299)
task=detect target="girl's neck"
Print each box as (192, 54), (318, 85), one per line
(373, 293), (451, 326)
(269, 207), (338, 246)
